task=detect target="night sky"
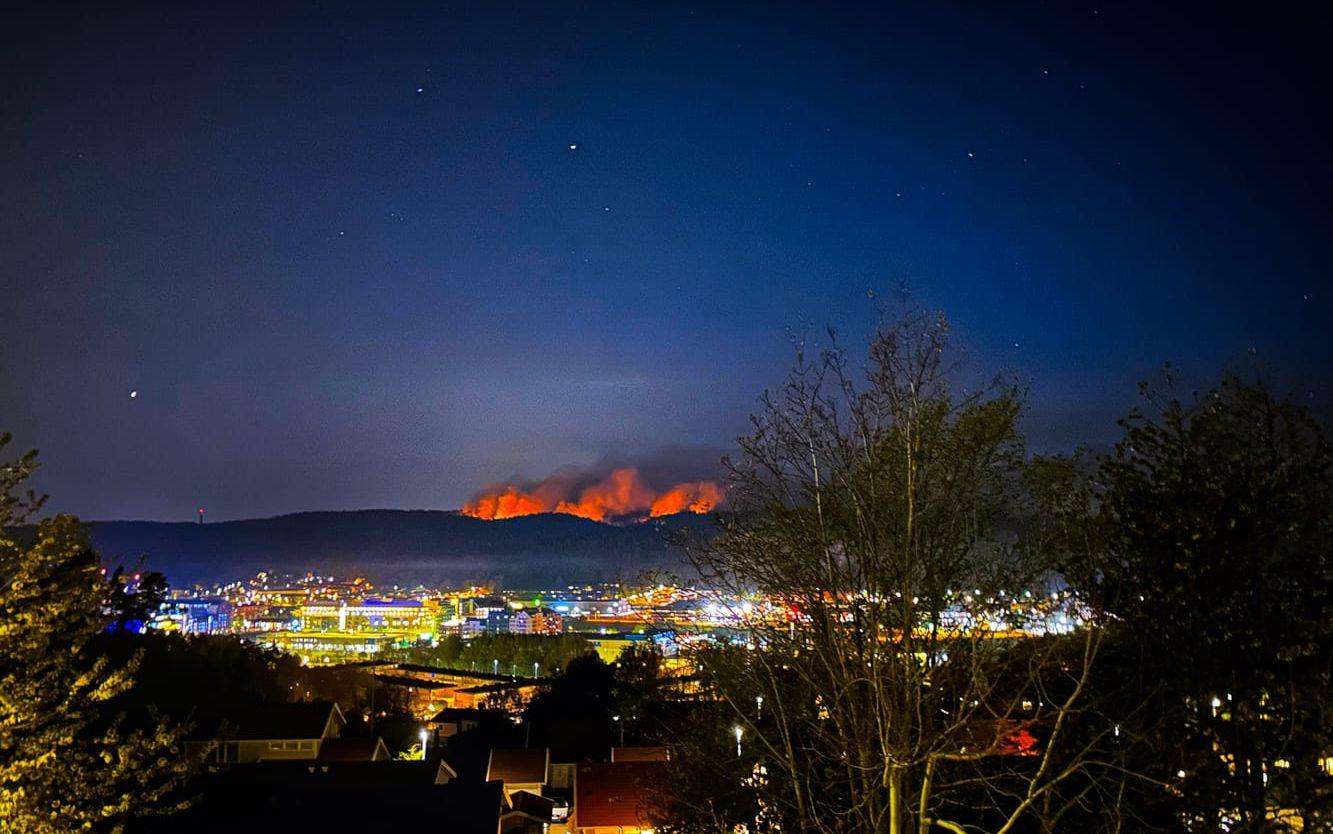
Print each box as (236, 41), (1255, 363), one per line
(2, 1), (1328, 521)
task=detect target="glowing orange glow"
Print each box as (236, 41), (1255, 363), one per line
(649, 481), (723, 517)
(555, 468), (654, 520)
(461, 467), (722, 522)
(461, 486), (547, 520)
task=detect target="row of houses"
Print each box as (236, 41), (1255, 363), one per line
(176, 700), (664, 834)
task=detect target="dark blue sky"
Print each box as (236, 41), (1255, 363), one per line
(2, 1), (1328, 521)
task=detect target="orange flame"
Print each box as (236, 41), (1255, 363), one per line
(461, 467), (722, 522)
(649, 481), (723, 517)
(462, 486), (548, 520)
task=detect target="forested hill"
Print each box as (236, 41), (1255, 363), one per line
(85, 510), (705, 588)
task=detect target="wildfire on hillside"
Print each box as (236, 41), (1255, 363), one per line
(461, 467), (722, 523)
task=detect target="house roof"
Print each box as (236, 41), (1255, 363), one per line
(575, 762), (664, 829)
(316, 737), (387, 762)
(505, 789), (556, 820)
(487, 748), (549, 785)
(187, 701), (343, 741)
(429, 707), (505, 724)
(458, 680), (540, 695)
(611, 746), (670, 762)
(391, 662), (527, 682)
(372, 674), (457, 690)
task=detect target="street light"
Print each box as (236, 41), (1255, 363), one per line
(419, 729), (428, 761)
(734, 724), (743, 757)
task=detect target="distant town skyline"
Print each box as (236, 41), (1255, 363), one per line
(3, 1), (1329, 521)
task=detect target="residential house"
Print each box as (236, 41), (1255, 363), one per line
(185, 701), (344, 764)
(428, 706), (505, 741)
(487, 747), (551, 799)
(501, 789), (566, 834)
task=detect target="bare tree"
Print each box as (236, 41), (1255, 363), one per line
(662, 313), (1133, 834)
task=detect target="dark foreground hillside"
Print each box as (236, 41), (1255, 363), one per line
(86, 510), (705, 587)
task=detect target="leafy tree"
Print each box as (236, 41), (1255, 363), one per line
(524, 654), (618, 759)
(395, 632), (595, 676)
(614, 643), (665, 716)
(95, 632), (306, 719)
(0, 433), (190, 833)
(1069, 378), (1333, 831)
(105, 565), (169, 633)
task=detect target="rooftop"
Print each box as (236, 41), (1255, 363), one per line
(487, 748), (549, 786)
(316, 737), (388, 762)
(575, 762), (664, 829)
(188, 701), (342, 742)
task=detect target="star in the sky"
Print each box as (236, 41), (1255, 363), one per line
(129, 390), (138, 399)
(569, 144), (578, 150)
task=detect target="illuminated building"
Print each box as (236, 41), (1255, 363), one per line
(484, 609), (514, 633)
(547, 596), (631, 618)
(158, 597), (230, 634)
(374, 664), (544, 714)
(250, 587), (308, 607)
(299, 598), (436, 635)
(510, 607), (563, 635)
(256, 630), (413, 662)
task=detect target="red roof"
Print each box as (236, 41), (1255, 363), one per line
(575, 762), (663, 829)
